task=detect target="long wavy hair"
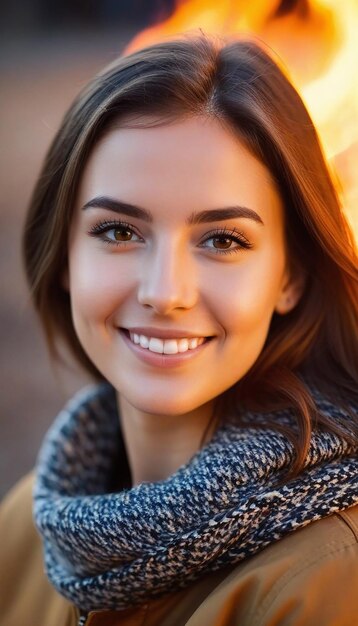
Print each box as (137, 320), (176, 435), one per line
(23, 34), (358, 476)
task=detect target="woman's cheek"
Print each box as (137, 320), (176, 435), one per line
(70, 247), (129, 311)
(221, 258), (283, 335)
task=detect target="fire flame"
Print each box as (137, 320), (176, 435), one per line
(126, 0), (358, 241)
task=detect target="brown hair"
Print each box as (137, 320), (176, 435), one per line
(23, 34), (357, 476)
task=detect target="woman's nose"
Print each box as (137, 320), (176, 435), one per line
(137, 239), (198, 314)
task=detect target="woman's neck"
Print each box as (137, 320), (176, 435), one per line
(116, 392), (217, 485)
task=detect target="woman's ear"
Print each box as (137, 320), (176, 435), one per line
(274, 265), (306, 315)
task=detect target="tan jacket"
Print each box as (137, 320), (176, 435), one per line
(1, 472), (357, 626)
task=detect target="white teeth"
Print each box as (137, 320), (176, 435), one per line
(149, 337), (166, 353)
(139, 335), (149, 348)
(178, 338), (189, 353)
(161, 339), (180, 354)
(128, 332), (205, 354)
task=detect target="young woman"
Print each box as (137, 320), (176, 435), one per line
(0, 34), (357, 626)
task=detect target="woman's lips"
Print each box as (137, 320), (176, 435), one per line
(118, 328), (213, 368)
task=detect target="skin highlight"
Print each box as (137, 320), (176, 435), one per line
(66, 115), (304, 485)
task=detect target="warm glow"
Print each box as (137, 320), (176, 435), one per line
(125, 0), (358, 241)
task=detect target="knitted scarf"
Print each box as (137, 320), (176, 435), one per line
(33, 379), (358, 613)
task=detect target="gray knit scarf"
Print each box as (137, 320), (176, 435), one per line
(33, 379), (358, 613)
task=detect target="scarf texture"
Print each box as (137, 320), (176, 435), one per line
(33, 379), (358, 612)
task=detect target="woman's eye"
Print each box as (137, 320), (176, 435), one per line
(88, 222), (253, 256)
(105, 226), (138, 243)
(200, 228), (253, 256)
(88, 221), (141, 245)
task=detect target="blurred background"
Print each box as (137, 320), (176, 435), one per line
(1, 0), (357, 498)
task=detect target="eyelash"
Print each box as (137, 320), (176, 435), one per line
(87, 220), (253, 256)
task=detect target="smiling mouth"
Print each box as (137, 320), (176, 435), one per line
(119, 328), (214, 356)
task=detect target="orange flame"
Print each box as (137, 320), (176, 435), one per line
(126, 0), (358, 240)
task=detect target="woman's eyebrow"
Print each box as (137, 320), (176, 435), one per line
(81, 196), (264, 226)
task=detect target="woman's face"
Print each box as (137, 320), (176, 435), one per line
(67, 116), (299, 416)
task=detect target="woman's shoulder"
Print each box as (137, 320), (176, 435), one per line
(1, 473), (357, 626)
(156, 504), (358, 626)
(192, 504), (358, 626)
(0, 472), (76, 626)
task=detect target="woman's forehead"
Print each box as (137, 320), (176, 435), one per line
(83, 116), (272, 177)
(76, 116), (284, 228)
